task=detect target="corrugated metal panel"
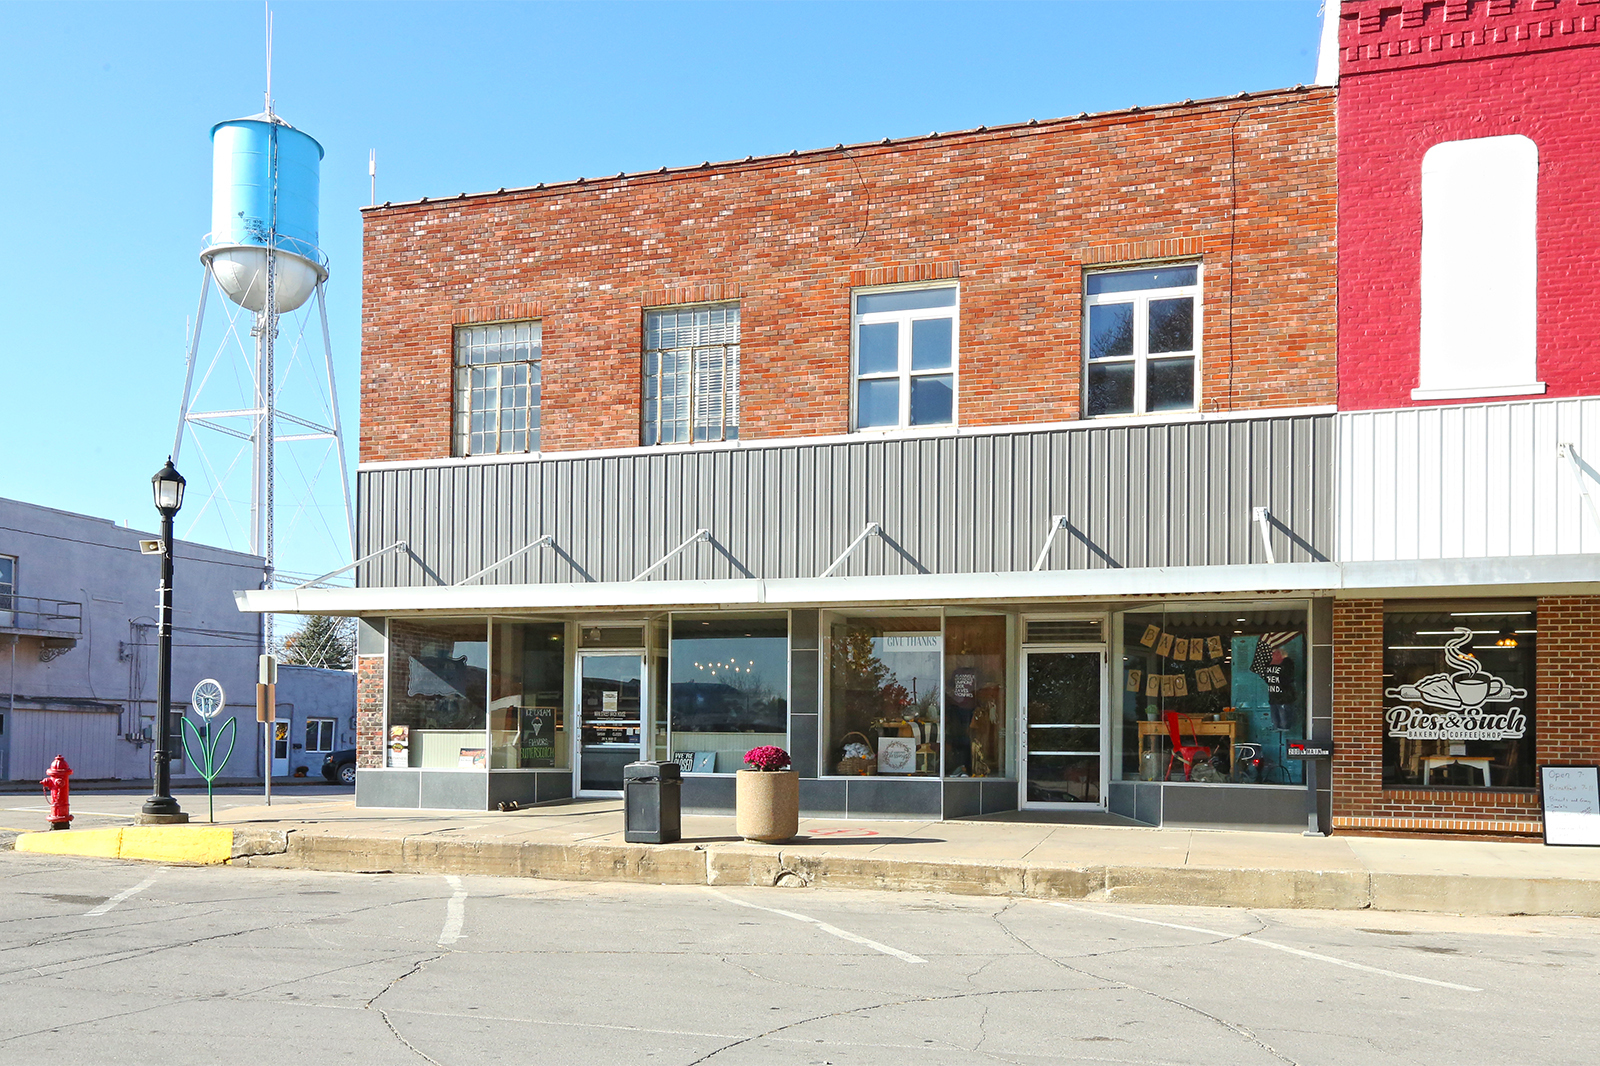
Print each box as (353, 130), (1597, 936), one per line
(9, 709), (119, 780)
(1338, 397), (1600, 562)
(358, 414), (1334, 587)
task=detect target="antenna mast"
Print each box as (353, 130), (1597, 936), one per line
(264, 3), (274, 118)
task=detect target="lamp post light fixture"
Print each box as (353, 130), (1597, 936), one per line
(138, 458), (190, 824)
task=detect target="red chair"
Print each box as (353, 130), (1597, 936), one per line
(1163, 711), (1213, 781)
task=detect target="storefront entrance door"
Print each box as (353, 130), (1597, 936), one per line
(1021, 650), (1106, 808)
(575, 652), (646, 795)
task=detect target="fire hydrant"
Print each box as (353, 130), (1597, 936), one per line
(41, 755), (72, 830)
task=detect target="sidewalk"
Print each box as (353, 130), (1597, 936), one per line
(8, 791), (1600, 918)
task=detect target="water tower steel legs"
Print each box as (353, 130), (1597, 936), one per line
(171, 258), (353, 594)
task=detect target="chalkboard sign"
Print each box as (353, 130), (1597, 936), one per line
(518, 706), (558, 768)
(1540, 765), (1600, 847)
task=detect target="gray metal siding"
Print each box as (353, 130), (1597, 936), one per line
(358, 415), (1333, 587)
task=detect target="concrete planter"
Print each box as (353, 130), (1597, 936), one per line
(735, 769), (799, 843)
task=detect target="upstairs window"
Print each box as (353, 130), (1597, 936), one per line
(0, 554), (13, 611)
(643, 304), (740, 445)
(853, 285), (958, 431)
(453, 321), (541, 456)
(1084, 265), (1200, 417)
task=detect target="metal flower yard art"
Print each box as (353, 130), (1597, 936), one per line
(180, 678), (236, 822)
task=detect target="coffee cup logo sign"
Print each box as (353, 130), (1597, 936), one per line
(1384, 627), (1528, 741)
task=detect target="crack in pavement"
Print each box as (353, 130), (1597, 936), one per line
(679, 985), (1130, 1066)
(368, 953), (447, 1064)
(987, 899), (1299, 1066)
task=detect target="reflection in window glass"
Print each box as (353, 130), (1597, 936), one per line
(909, 376), (954, 425)
(490, 621), (568, 769)
(387, 620), (488, 769)
(670, 615), (788, 774)
(1086, 363), (1134, 417)
(944, 616), (1007, 777)
(1114, 607), (1306, 785)
(827, 616), (942, 776)
(1382, 607), (1535, 789)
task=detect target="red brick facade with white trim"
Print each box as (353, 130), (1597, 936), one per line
(1336, 0), (1600, 409)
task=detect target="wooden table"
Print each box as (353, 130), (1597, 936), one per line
(1137, 718), (1239, 772)
(1422, 754), (1493, 787)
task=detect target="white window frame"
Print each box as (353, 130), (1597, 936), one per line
(452, 320), (542, 457)
(305, 717), (337, 755)
(1082, 263), (1202, 418)
(0, 554), (14, 611)
(850, 283), (960, 432)
(642, 302), (740, 446)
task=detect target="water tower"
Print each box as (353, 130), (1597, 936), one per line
(173, 103), (354, 599)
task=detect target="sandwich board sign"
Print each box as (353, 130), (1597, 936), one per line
(1540, 765), (1600, 847)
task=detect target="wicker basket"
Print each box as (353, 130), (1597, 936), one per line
(834, 731), (877, 776)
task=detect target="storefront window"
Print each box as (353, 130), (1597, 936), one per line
(489, 621), (568, 769)
(386, 619), (488, 769)
(668, 615), (787, 773)
(943, 615), (1008, 777)
(1383, 606), (1535, 789)
(1114, 605), (1307, 785)
(826, 614), (942, 776)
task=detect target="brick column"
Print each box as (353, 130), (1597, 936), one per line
(356, 654), (385, 769)
(1332, 599), (1385, 820)
(1536, 595), (1600, 766)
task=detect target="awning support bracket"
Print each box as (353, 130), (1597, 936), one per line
(634, 529), (711, 582)
(1253, 506), (1277, 564)
(455, 535), (556, 586)
(820, 522), (883, 578)
(1558, 443), (1600, 537)
(1032, 514), (1071, 571)
(293, 541), (409, 590)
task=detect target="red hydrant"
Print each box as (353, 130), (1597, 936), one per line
(41, 755), (72, 830)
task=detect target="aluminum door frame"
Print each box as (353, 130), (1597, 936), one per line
(573, 648), (649, 798)
(1018, 644), (1108, 811)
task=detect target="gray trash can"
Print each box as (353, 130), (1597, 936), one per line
(623, 760), (682, 844)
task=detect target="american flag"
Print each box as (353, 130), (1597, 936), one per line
(1251, 632), (1299, 676)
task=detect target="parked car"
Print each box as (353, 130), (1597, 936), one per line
(321, 748), (357, 786)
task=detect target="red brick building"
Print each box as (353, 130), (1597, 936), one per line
(1332, 0), (1600, 838)
(360, 88), (1336, 462)
(256, 84), (1350, 824)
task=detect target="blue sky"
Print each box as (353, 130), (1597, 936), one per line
(0, 0), (1325, 581)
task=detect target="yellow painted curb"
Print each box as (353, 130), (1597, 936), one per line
(15, 826), (234, 865)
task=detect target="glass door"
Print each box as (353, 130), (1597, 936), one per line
(576, 651), (645, 795)
(1021, 650), (1105, 807)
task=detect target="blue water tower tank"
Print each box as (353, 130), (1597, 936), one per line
(203, 113), (327, 314)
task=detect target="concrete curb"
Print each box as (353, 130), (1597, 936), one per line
(220, 831), (1600, 917)
(15, 826), (235, 865)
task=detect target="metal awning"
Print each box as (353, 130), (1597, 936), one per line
(233, 554), (1600, 618)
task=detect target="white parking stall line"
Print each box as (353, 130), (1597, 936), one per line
(438, 875), (467, 946)
(1044, 901), (1481, 992)
(707, 889), (927, 964)
(86, 875), (159, 917)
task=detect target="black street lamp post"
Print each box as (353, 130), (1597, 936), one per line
(139, 458), (190, 824)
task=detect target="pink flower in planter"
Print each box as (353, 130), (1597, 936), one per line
(744, 745), (791, 772)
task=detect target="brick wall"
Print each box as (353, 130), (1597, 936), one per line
(355, 654), (383, 769)
(1332, 599), (1385, 815)
(1333, 594), (1600, 835)
(1337, 0), (1600, 409)
(1535, 595), (1600, 765)
(359, 89), (1337, 463)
